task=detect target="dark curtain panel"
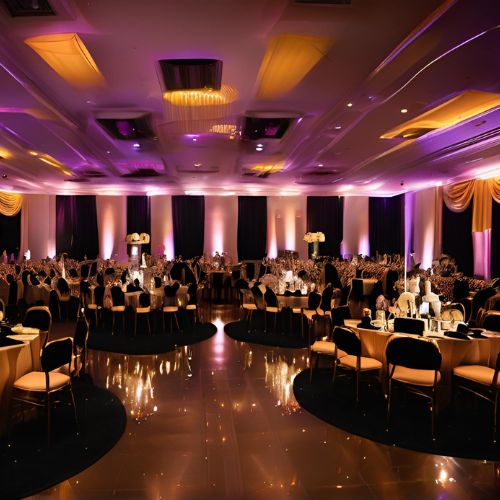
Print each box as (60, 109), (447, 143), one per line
(56, 196), (99, 260)
(172, 195), (204, 258)
(491, 200), (500, 278)
(0, 211), (21, 257)
(237, 196), (267, 260)
(127, 196), (151, 254)
(56, 196), (75, 256)
(442, 202), (473, 276)
(307, 196), (344, 256)
(369, 195), (404, 256)
(73, 196), (99, 260)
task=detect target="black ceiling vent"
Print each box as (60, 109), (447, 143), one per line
(122, 169), (159, 178)
(159, 59), (223, 91)
(97, 116), (154, 141)
(2, 0), (55, 16)
(303, 170), (339, 176)
(295, 0), (351, 5)
(242, 117), (292, 140)
(64, 178), (89, 183)
(80, 169), (106, 178)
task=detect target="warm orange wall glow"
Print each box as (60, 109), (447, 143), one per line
(25, 33), (105, 88)
(381, 90), (500, 139)
(256, 34), (332, 99)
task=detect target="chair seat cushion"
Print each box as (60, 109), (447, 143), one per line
(453, 364), (498, 387)
(340, 355), (382, 371)
(111, 305), (126, 312)
(242, 304), (257, 311)
(14, 371), (70, 391)
(87, 303), (100, 310)
(392, 365), (441, 386)
(311, 340), (336, 354)
(186, 304), (197, 310)
(136, 307), (150, 313)
(163, 306), (178, 312)
(266, 306), (279, 313)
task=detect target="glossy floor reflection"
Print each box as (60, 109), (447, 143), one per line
(31, 305), (500, 499)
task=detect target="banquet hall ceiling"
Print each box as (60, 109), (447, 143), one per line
(0, 0), (498, 197)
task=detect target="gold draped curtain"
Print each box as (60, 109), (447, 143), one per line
(443, 177), (500, 232)
(0, 192), (22, 216)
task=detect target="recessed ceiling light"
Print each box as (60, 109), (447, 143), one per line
(257, 143), (263, 147)
(192, 137), (198, 142)
(400, 108), (408, 113)
(132, 143), (141, 150)
(334, 125), (342, 130)
(347, 102), (353, 108)
(106, 150), (111, 154)
(256, 146), (264, 152)
(317, 163), (324, 167)
(194, 163), (202, 167)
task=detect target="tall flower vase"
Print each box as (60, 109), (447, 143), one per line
(312, 241), (319, 259)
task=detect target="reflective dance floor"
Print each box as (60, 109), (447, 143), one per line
(31, 304), (499, 499)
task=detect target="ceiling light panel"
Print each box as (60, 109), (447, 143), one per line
(25, 33), (105, 88)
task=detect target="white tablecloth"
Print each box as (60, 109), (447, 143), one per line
(0, 333), (40, 433)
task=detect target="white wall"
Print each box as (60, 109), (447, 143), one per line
(203, 195), (238, 261)
(150, 195), (174, 259)
(342, 196), (369, 256)
(267, 196), (308, 259)
(412, 187), (441, 270)
(20, 194), (56, 259)
(96, 196), (127, 261)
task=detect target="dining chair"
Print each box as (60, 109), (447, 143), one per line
(134, 292), (151, 336)
(263, 286), (280, 333)
(87, 285), (105, 329)
(309, 312), (338, 382)
(240, 288), (257, 332)
(330, 305), (352, 327)
(110, 286), (126, 335)
(332, 326), (382, 404)
(55, 277), (71, 321)
(163, 283), (181, 333)
(24, 305), (52, 347)
(11, 337), (78, 446)
(385, 335), (442, 440)
(482, 311), (500, 332)
(453, 352), (500, 442)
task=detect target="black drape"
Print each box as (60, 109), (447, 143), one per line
(442, 202), (473, 276)
(307, 196), (344, 257)
(56, 196), (99, 260)
(127, 196), (151, 254)
(491, 200), (500, 278)
(172, 195), (204, 258)
(369, 195), (404, 256)
(0, 211), (21, 257)
(237, 196), (267, 261)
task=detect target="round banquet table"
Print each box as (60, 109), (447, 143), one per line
(0, 333), (41, 434)
(343, 319), (500, 404)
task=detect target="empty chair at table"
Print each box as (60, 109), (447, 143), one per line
(320, 284), (334, 313)
(110, 286), (126, 334)
(87, 285), (105, 328)
(134, 292), (151, 335)
(393, 317), (425, 336)
(11, 337), (78, 445)
(55, 277), (72, 320)
(309, 313), (338, 382)
(330, 305), (352, 327)
(453, 352), (500, 442)
(482, 312), (500, 332)
(385, 335), (442, 440)
(163, 283), (180, 333)
(263, 286), (281, 333)
(332, 326), (382, 404)
(24, 305), (52, 347)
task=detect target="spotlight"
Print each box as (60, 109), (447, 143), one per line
(132, 143), (141, 150)
(347, 102), (353, 108)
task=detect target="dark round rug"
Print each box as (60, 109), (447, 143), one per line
(293, 368), (500, 461)
(88, 322), (217, 355)
(224, 320), (310, 349)
(0, 379), (126, 498)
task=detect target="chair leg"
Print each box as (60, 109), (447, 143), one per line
(69, 384), (78, 427)
(174, 313), (180, 331)
(112, 312), (115, 335)
(332, 358), (338, 385)
(46, 391), (51, 447)
(122, 312), (125, 334)
(147, 315), (151, 335)
(431, 391), (437, 442)
(355, 370), (360, 406)
(386, 379), (392, 431)
(134, 313), (138, 336)
(494, 389), (498, 443)
(309, 352), (315, 382)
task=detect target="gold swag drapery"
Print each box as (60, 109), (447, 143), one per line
(443, 177), (500, 232)
(0, 192), (22, 216)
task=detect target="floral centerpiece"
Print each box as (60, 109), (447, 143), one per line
(303, 232), (325, 259)
(126, 233), (150, 244)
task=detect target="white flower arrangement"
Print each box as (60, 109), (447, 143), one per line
(303, 232), (325, 243)
(126, 233), (150, 244)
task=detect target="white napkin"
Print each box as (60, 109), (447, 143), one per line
(11, 324), (40, 334)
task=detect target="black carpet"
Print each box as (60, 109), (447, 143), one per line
(293, 368), (500, 461)
(0, 379), (126, 498)
(88, 322), (217, 355)
(224, 319), (310, 349)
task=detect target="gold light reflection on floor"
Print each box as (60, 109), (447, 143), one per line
(25, 33), (105, 88)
